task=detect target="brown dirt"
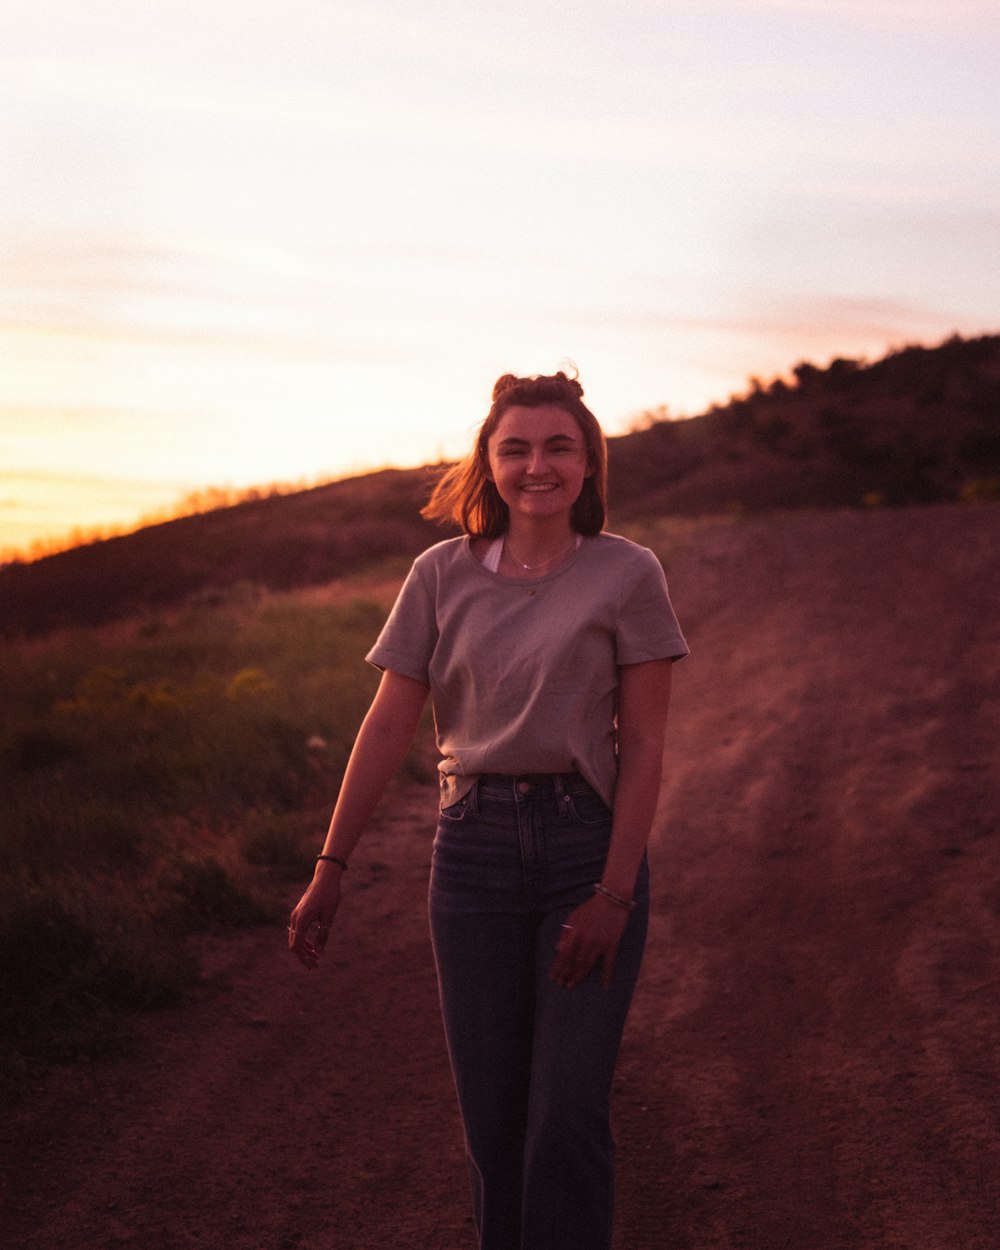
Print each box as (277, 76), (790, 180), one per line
(2, 503), (999, 1250)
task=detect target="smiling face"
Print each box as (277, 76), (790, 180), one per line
(485, 403), (592, 527)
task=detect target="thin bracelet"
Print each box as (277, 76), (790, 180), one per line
(316, 854), (349, 871)
(593, 882), (635, 911)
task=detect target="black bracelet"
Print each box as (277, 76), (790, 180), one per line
(316, 854), (349, 871)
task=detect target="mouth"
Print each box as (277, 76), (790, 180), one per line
(519, 482), (560, 492)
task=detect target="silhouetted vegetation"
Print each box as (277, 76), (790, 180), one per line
(608, 333), (1000, 518)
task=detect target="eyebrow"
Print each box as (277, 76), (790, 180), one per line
(496, 432), (579, 448)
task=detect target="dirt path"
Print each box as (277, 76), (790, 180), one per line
(2, 504), (999, 1250)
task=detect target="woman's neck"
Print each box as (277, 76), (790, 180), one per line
(501, 520), (579, 576)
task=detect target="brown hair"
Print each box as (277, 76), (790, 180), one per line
(422, 371), (607, 537)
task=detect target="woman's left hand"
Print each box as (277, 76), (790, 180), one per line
(549, 893), (630, 989)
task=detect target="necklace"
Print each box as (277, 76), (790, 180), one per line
(504, 535), (577, 572)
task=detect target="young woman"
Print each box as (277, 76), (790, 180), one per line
(288, 371), (688, 1250)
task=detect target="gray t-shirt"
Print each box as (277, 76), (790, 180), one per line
(366, 532), (689, 809)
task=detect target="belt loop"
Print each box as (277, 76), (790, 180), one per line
(467, 779), (480, 816)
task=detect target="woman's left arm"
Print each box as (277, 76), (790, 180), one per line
(550, 657), (674, 989)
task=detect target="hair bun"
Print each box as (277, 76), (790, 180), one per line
(491, 374), (520, 402)
(492, 369), (584, 403)
(553, 370), (584, 399)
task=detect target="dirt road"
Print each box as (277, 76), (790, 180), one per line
(2, 504), (998, 1249)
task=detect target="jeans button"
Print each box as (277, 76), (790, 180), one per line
(517, 781), (531, 794)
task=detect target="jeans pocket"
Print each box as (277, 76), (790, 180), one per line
(438, 796), (470, 823)
(563, 784), (613, 826)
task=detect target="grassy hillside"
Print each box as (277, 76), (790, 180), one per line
(0, 573), (431, 1089)
(1, 333), (998, 638)
(0, 468), (446, 637)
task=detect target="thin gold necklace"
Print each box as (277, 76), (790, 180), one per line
(504, 535), (577, 572)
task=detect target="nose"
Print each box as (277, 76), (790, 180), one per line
(526, 447), (549, 475)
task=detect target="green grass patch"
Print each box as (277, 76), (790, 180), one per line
(0, 585), (398, 1092)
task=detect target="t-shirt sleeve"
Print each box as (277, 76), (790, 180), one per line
(615, 548), (690, 665)
(365, 560), (437, 684)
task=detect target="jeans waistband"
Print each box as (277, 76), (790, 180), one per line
(475, 772), (587, 803)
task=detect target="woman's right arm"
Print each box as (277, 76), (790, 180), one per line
(287, 668), (430, 968)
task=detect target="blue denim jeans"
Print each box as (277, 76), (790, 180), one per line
(428, 772), (649, 1250)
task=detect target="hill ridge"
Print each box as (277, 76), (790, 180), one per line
(2, 333), (998, 636)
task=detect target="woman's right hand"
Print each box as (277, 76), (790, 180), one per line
(287, 866), (343, 969)
(285, 671), (429, 970)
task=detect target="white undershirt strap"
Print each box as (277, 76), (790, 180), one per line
(483, 536), (505, 572)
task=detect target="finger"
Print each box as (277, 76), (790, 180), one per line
(295, 938), (320, 969)
(550, 937), (571, 979)
(553, 945), (597, 989)
(550, 924), (577, 982)
(550, 944), (573, 983)
(288, 918), (316, 965)
(571, 950), (599, 988)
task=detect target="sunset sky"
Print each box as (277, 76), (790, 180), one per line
(2, 0), (998, 559)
